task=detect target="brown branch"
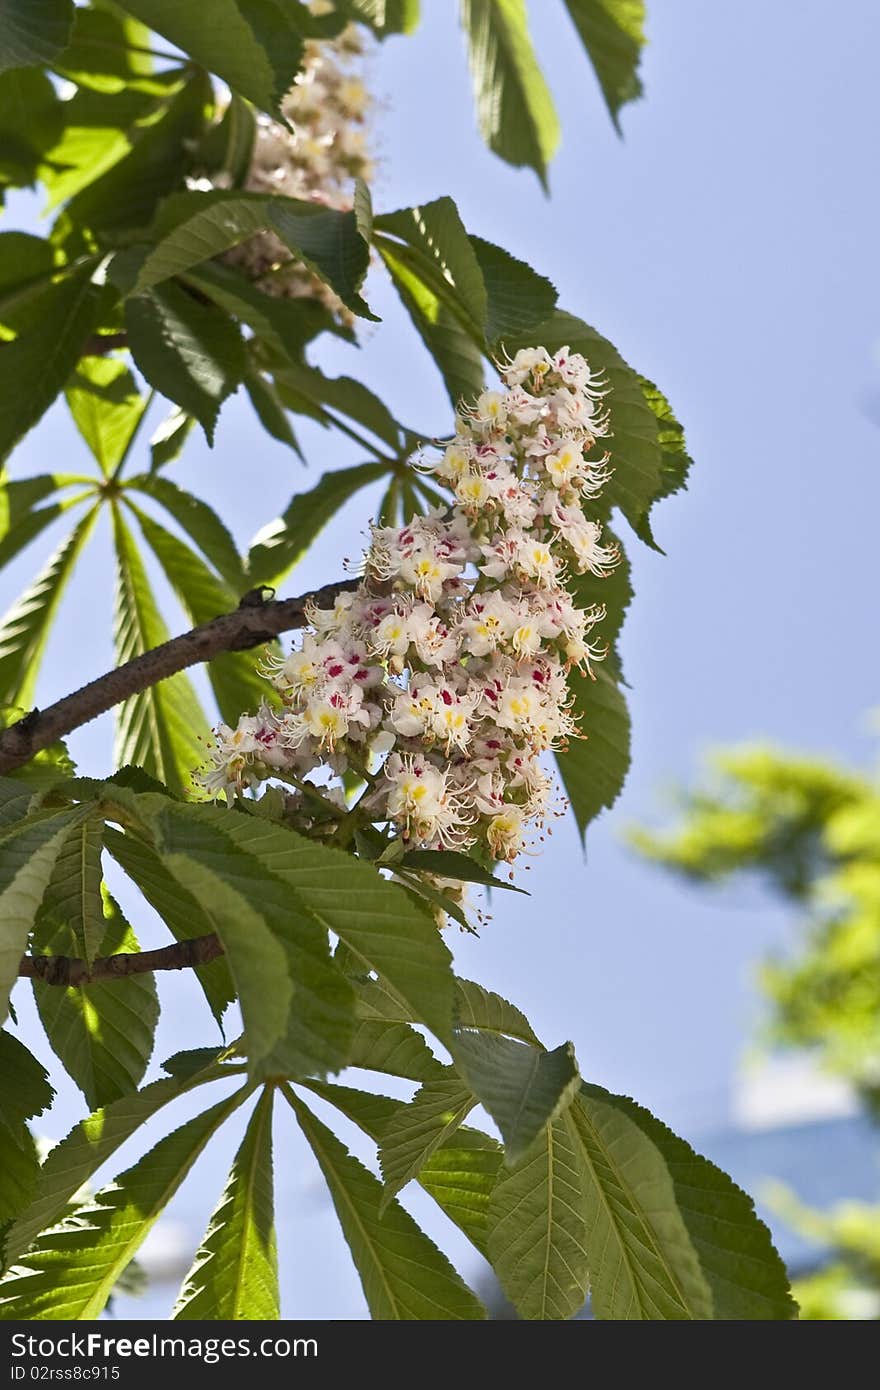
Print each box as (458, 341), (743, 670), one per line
(0, 579), (358, 775)
(19, 932), (224, 986)
(81, 331), (129, 357)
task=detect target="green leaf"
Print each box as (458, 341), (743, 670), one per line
(0, 1128), (39, 1234)
(244, 368), (301, 454)
(156, 805), (357, 1080)
(127, 474), (245, 589)
(400, 848), (528, 894)
(173, 1089), (278, 1320)
(149, 406), (194, 470)
(273, 361), (403, 449)
(305, 1078), (502, 1255)
(0, 234), (55, 306)
(0, 0), (73, 73)
(33, 811), (104, 967)
(65, 356), (146, 478)
(0, 1030), (53, 1136)
(159, 804), (457, 1049)
(377, 239), (485, 406)
(379, 1076), (475, 1207)
(488, 1114), (590, 1319)
(0, 1089), (250, 1319)
(376, 198), (489, 336)
(556, 666), (631, 840)
(460, 0), (560, 186)
(453, 1032), (580, 1162)
(247, 461), (388, 586)
(3, 1056), (241, 1267)
(52, 3), (165, 95)
(199, 92), (257, 187)
(0, 1031), (53, 1230)
(32, 888), (159, 1112)
(453, 977), (541, 1045)
(125, 282), (245, 444)
(0, 265), (101, 463)
(562, 0), (645, 130)
(346, 1017), (444, 1083)
(184, 259), (345, 364)
(582, 1086), (797, 1319)
(62, 73), (210, 239)
(0, 508), (98, 709)
(103, 825), (235, 1027)
(120, 0), (307, 118)
(568, 1085), (714, 1319)
(129, 504), (269, 726)
(111, 507), (212, 795)
(135, 190), (374, 319)
(0, 70), (63, 191)
(0, 809), (85, 1025)
(469, 235), (557, 344)
(634, 376), (694, 549)
(288, 1089), (486, 1319)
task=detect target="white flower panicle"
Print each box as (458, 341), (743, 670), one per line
(200, 344), (617, 885)
(220, 4), (372, 318)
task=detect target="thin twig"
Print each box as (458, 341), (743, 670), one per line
(80, 332), (129, 357)
(19, 933), (223, 986)
(0, 579), (357, 774)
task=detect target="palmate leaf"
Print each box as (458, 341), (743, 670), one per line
(0, 235), (55, 304)
(488, 1114), (590, 1320)
(133, 189), (374, 319)
(0, 1088), (251, 1320)
(129, 505), (269, 727)
(119, 0), (310, 119)
(460, 0), (560, 187)
(38, 85), (158, 212)
(0, 507), (99, 709)
(287, 1088), (486, 1320)
(111, 507), (211, 797)
(157, 803), (457, 1048)
(0, 1129), (40, 1232)
(125, 281), (246, 444)
(65, 357), (146, 478)
(155, 806), (357, 1080)
(0, 0), (73, 73)
(0, 808), (86, 1025)
(0, 264), (102, 464)
(3, 1056), (243, 1267)
(247, 461), (389, 586)
(184, 260), (346, 367)
(378, 1076), (475, 1208)
(454, 977), (542, 1045)
(469, 235), (557, 344)
(452, 1031), (581, 1162)
(272, 360), (404, 451)
(103, 826), (235, 1028)
(32, 889), (159, 1112)
(174, 1089), (279, 1320)
(244, 367), (301, 454)
(581, 1085), (796, 1320)
(562, 0), (646, 130)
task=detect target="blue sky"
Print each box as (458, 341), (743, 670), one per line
(3, 0), (879, 1317)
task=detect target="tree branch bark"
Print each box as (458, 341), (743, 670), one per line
(19, 932), (224, 986)
(0, 579), (358, 775)
(81, 331), (130, 357)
